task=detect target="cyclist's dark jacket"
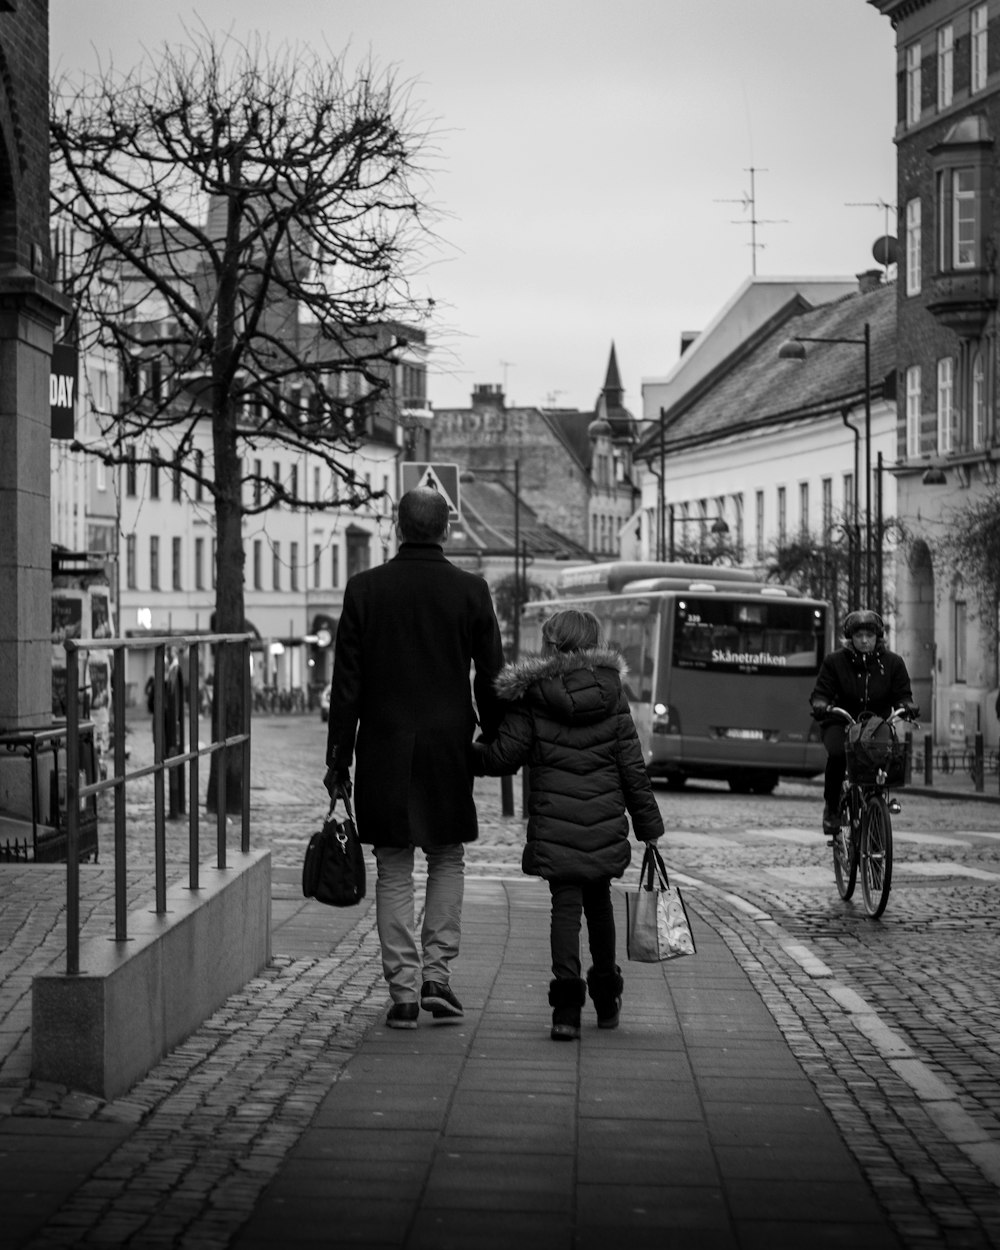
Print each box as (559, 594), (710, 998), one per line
(810, 641), (913, 725)
(472, 648), (663, 881)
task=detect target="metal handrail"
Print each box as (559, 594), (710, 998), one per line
(63, 632), (252, 975)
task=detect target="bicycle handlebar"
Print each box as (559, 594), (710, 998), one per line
(826, 705), (916, 726)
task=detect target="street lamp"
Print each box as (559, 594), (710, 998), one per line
(778, 322), (874, 606)
(668, 505), (729, 561)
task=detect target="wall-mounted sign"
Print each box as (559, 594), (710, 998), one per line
(50, 343), (79, 440)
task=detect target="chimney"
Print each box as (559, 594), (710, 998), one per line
(857, 269), (883, 295)
(471, 383), (505, 412)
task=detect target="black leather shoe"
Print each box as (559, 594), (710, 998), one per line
(822, 804), (839, 837)
(420, 981), (464, 1019)
(385, 1002), (419, 1030)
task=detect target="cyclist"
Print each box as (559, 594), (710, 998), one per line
(809, 609), (918, 837)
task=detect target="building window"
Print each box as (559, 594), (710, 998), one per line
(906, 41), (922, 126)
(211, 539), (216, 589)
(953, 168), (979, 267)
(346, 528), (371, 580)
(972, 4), (988, 94)
(955, 599), (967, 683)
(906, 365), (922, 458)
(96, 458), (106, 492)
(843, 473), (855, 524)
(755, 490), (764, 559)
(172, 459), (182, 502)
(195, 537), (205, 590)
(905, 198), (922, 295)
(313, 467), (320, 503)
(272, 542), (281, 591)
(798, 482), (809, 536)
(937, 24), (954, 111)
(972, 352), (987, 449)
(821, 478), (833, 536)
(253, 540), (262, 590)
(150, 536), (160, 590)
(290, 465), (299, 508)
(272, 461), (281, 507)
(195, 450), (204, 502)
(776, 486), (786, 545)
(126, 534), (137, 589)
(150, 449), (160, 500)
(253, 458), (262, 507)
(290, 542), (299, 591)
(126, 446), (137, 497)
(172, 537), (182, 590)
(313, 544), (321, 589)
(332, 545), (340, 588)
(937, 357), (955, 453)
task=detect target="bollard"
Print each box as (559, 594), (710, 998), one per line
(924, 733), (933, 786)
(500, 774), (514, 817)
(903, 729), (913, 787)
(973, 732), (985, 792)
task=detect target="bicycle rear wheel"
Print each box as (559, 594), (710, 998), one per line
(860, 796), (893, 918)
(833, 790), (858, 900)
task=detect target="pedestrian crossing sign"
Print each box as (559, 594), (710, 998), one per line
(400, 463), (461, 520)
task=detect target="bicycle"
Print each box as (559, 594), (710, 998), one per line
(827, 705), (915, 919)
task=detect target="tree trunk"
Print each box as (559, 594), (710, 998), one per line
(206, 416), (247, 813)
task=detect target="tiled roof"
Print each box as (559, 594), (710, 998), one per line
(637, 282), (896, 455)
(446, 474), (590, 559)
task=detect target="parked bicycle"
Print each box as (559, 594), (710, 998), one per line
(828, 705), (917, 919)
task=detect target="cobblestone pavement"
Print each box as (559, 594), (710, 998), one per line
(1, 710), (999, 1247)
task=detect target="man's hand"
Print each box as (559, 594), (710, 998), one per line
(323, 767), (352, 801)
(810, 702), (830, 719)
(903, 703), (921, 721)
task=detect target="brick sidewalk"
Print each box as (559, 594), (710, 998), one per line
(1, 716), (998, 1247)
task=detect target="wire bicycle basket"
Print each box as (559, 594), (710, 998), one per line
(845, 716), (906, 786)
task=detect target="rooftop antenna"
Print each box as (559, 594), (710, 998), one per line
(715, 167), (788, 276)
(499, 359), (515, 394)
(544, 389), (565, 407)
(846, 199), (898, 281)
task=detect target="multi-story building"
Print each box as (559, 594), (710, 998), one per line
(634, 276), (898, 632)
(432, 345), (641, 561)
(871, 0), (1000, 747)
(50, 212), (432, 705)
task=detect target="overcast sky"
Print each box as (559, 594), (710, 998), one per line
(50, 1), (898, 414)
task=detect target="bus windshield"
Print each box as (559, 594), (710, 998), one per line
(673, 597), (825, 675)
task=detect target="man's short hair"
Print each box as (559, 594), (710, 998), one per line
(397, 488), (449, 543)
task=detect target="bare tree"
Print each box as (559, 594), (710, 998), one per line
(51, 30), (438, 808)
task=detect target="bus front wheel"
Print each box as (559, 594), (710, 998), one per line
(664, 773), (688, 790)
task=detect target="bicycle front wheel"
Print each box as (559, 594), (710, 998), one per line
(833, 791), (858, 900)
(861, 796), (893, 918)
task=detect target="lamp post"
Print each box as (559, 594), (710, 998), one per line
(629, 413), (668, 560)
(778, 322), (874, 607)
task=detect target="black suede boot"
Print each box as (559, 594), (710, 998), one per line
(586, 965), (624, 1030)
(548, 977), (587, 1041)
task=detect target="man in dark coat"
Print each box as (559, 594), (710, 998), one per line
(325, 487), (504, 1029)
(810, 609), (917, 836)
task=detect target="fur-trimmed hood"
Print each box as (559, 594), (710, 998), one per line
(493, 647), (627, 727)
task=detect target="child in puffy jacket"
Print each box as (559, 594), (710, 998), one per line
(472, 608), (664, 1041)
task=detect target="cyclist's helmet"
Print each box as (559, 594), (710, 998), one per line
(843, 609), (884, 639)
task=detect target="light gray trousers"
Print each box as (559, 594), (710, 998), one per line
(373, 844), (465, 1003)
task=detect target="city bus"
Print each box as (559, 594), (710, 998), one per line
(521, 562), (833, 794)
